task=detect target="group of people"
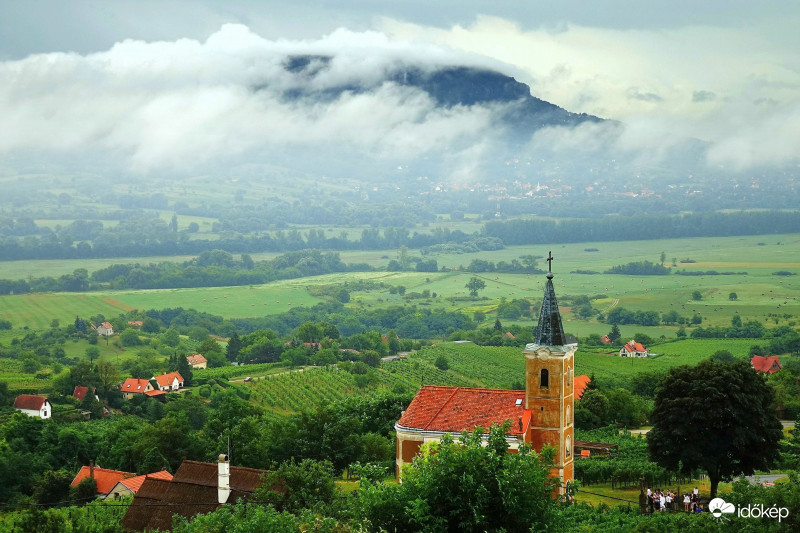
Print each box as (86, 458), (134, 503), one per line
(644, 486), (703, 513)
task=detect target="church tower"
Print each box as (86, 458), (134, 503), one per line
(523, 253), (575, 487)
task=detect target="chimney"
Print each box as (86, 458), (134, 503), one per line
(218, 454), (230, 504)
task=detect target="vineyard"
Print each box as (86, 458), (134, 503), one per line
(243, 357), (475, 413)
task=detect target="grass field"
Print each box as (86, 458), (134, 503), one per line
(0, 234), (796, 333)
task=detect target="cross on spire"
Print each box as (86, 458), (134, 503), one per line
(546, 251), (553, 273)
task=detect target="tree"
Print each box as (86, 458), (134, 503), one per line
(465, 277), (486, 298)
(608, 324), (621, 343)
(648, 359), (783, 498)
(360, 423), (556, 532)
(692, 290), (703, 301)
(226, 332), (242, 362)
(729, 292), (738, 301)
(434, 355), (449, 371)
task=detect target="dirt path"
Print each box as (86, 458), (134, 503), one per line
(228, 367), (308, 383)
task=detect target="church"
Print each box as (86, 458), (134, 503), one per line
(395, 261), (576, 489)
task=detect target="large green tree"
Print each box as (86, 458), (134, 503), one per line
(465, 277), (486, 298)
(648, 359), (783, 498)
(360, 423), (556, 532)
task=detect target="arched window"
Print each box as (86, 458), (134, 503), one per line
(566, 405), (571, 424)
(566, 436), (572, 458)
(540, 369), (549, 388)
(566, 366), (572, 387)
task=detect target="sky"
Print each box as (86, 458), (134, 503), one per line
(1, 0), (798, 175)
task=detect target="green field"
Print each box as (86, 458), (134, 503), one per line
(0, 234), (796, 333)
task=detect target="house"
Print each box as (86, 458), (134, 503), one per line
(573, 375), (592, 400)
(73, 386), (97, 402)
(70, 463), (136, 496)
(120, 378), (154, 399)
(121, 455), (270, 532)
(503, 332), (516, 339)
(619, 339), (649, 358)
(186, 354), (208, 370)
(127, 321), (144, 328)
(104, 470), (174, 500)
(396, 268), (575, 492)
(96, 321), (114, 336)
(13, 395), (51, 419)
(751, 355), (782, 374)
(153, 372), (184, 392)
(600, 336), (612, 344)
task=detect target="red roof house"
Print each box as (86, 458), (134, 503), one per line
(600, 336), (612, 344)
(397, 386), (531, 438)
(71, 464), (136, 495)
(153, 372), (184, 392)
(751, 355), (782, 374)
(13, 395), (52, 419)
(619, 339), (649, 358)
(186, 354), (207, 369)
(104, 470), (174, 500)
(120, 378), (154, 399)
(72, 386), (97, 401)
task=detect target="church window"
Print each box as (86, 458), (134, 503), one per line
(566, 436), (571, 458)
(540, 369), (549, 388)
(566, 366), (572, 387)
(566, 405), (571, 423)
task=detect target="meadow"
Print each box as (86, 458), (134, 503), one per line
(0, 233), (796, 334)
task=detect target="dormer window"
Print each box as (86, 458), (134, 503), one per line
(540, 369), (549, 388)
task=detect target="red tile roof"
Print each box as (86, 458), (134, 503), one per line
(100, 322), (113, 329)
(73, 386), (95, 401)
(622, 340), (647, 353)
(153, 372), (183, 388)
(186, 354), (207, 365)
(600, 336), (612, 344)
(120, 378), (151, 393)
(119, 470), (174, 493)
(71, 466), (136, 494)
(574, 375), (591, 400)
(145, 390), (167, 397)
(397, 386), (529, 436)
(751, 355), (782, 374)
(13, 394), (49, 410)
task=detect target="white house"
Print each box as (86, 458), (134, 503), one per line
(153, 372), (184, 392)
(619, 339), (649, 358)
(13, 395), (52, 419)
(96, 322), (114, 336)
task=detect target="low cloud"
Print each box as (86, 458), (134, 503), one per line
(692, 90), (716, 102)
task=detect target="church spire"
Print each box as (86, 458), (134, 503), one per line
(534, 251), (566, 346)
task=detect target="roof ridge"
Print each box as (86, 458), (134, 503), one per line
(423, 387), (461, 430)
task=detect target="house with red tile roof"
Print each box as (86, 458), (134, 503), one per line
(120, 378), (154, 400)
(95, 321), (114, 337)
(71, 464), (136, 496)
(396, 266), (576, 493)
(13, 395), (51, 419)
(619, 339), (649, 358)
(186, 354), (207, 369)
(128, 321), (144, 328)
(573, 375), (592, 400)
(72, 386), (97, 402)
(153, 372), (184, 392)
(104, 470), (174, 500)
(600, 336), (612, 344)
(751, 355), (782, 374)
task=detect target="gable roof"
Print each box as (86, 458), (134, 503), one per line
(622, 340), (647, 352)
(100, 321), (113, 329)
(751, 355), (782, 374)
(118, 470), (174, 493)
(153, 372), (184, 387)
(186, 354), (207, 365)
(397, 385), (529, 436)
(121, 460), (268, 532)
(119, 477), (172, 531)
(574, 375), (591, 400)
(72, 386), (95, 401)
(120, 378), (151, 393)
(71, 466), (136, 494)
(13, 394), (49, 410)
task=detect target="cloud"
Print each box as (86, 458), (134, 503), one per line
(0, 23), (507, 176)
(692, 90), (716, 102)
(381, 15), (800, 169)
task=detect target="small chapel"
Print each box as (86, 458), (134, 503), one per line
(395, 257), (576, 489)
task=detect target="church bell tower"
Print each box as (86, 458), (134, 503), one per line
(523, 252), (575, 487)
